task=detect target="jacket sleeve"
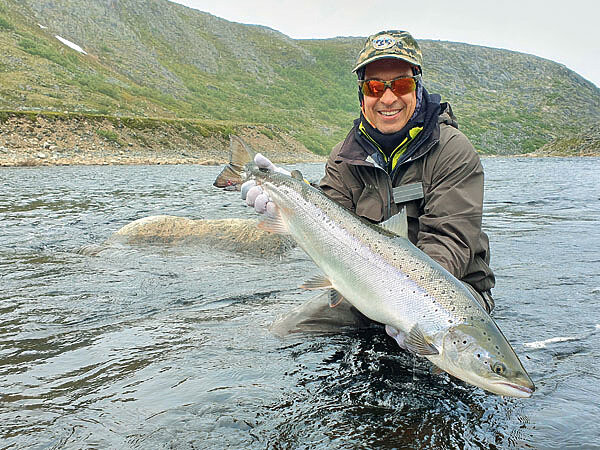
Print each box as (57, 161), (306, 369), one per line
(417, 130), (485, 279)
(318, 143), (356, 212)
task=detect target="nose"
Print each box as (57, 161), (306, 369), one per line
(379, 86), (399, 104)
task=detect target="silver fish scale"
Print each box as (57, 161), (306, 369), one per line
(257, 170), (491, 336)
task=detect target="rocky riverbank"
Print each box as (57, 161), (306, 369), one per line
(530, 124), (600, 157)
(0, 112), (325, 166)
(2, 112), (598, 166)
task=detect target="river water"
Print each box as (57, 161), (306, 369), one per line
(1, 157), (599, 449)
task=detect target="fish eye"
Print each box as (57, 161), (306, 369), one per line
(492, 362), (506, 375)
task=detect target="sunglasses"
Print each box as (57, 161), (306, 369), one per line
(359, 75), (420, 98)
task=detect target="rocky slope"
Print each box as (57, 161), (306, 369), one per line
(0, 112), (324, 166)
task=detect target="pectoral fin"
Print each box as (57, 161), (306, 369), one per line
(257, 213), (290, 235)
(405, 325), (439, 356)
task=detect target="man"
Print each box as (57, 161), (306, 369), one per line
(244, 30), (495, 334)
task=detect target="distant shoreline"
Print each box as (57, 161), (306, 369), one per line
(0, 111), (597, 167)
(0, 111), (325, 168)
(3, 152), (597, 168)
(2, 149), (597, 168)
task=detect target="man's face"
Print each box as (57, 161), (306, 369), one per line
(361, 59), (417, 134)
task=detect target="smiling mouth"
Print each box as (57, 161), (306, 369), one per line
(379, 109), (401, 117)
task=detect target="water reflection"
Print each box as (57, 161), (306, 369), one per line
(256, 329), (527, 448)
(1, 158), (599, 448)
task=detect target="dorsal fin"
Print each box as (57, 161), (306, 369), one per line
(290, 169), (304, 181)
(378, 208), (408, 237)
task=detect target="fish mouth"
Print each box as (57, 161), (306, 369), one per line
(495, 381), (535, 398)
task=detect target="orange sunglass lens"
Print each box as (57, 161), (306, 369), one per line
(362, 80), (385, 97)
(362, 78), (416, 97)
(390, 77), (416, 96)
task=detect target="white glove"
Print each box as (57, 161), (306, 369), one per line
(253, 153), (291, 177)
(241, 154), (289, 216)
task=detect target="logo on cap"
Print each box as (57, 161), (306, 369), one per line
(372, 34), (395, 50)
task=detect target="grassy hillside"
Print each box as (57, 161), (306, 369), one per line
(534, 124), (600, 156)
(1, 0), (599, 155)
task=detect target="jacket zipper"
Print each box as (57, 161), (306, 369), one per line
(354, 130), (439, 221)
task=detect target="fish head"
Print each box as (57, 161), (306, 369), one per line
(438, 323), (535, 398)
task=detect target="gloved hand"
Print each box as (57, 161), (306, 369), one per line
(241, 153), (290, 216)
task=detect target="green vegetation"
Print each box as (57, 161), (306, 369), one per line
(536, 124), (600, 156)
(259, 128), (275, 140)
(17, 35), (79, 69)
(1, 0), (599, 155)
(0, 109), (255, 139)
(96, 129), (119, 143)
(75, 75), (121, 100)
(0, 15), (13, 30)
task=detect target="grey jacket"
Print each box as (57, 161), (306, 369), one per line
(319, 104), (495, 294)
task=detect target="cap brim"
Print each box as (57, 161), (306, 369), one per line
(352, 54), (419, 73)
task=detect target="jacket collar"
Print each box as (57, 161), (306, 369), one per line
(336, 99), (457, 169)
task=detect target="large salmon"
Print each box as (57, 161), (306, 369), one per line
(233, 135), (534, 397)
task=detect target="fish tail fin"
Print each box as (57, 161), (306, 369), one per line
(213, 135), (256, 189)
(229, 135), (256, 168)
(212, 165), (243, 189)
